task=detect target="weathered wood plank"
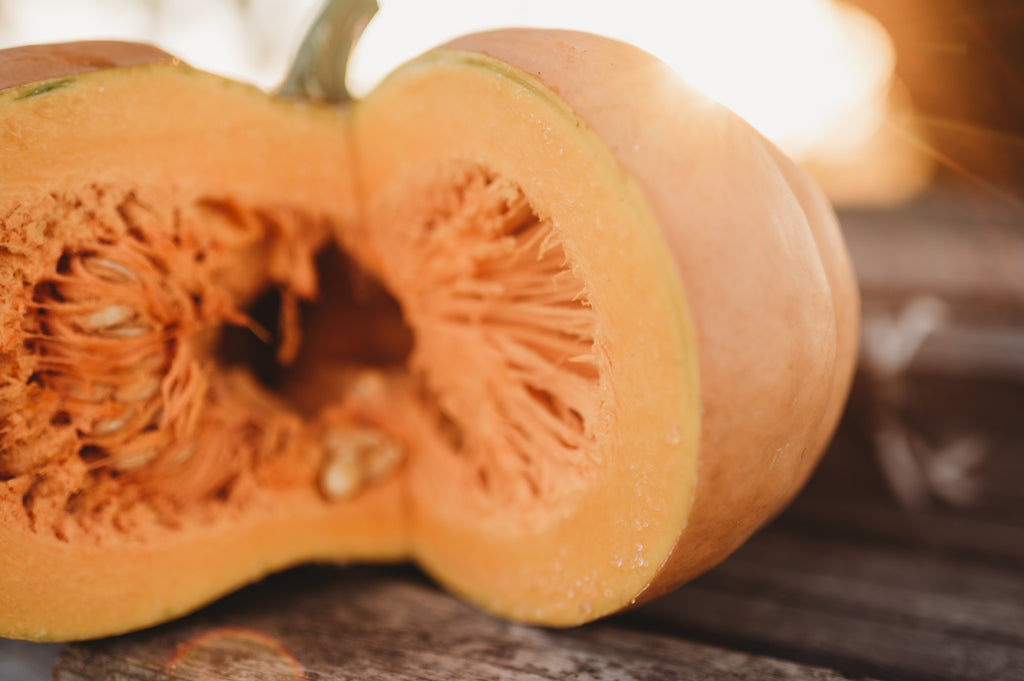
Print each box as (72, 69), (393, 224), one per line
(841, 199), (1024, 309)
(837, 199), (1024, 520)
(786, 494), (1024, 573)
(53, 567), (873, 681)
(627, 521), (1024, 681)
(0, 639), (61, 680)
(813, 375), (1024, 528)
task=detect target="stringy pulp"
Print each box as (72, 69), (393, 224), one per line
(0, 162), (601, 544)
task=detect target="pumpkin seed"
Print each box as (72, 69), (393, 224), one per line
(318, 426), (403, 500)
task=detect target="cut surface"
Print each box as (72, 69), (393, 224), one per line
(352, 46), (700, 625)
(0, 42), (658, 637)
(7, 186), (330, 537)
(0, 57), (410, 639)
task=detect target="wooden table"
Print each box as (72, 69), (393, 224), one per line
(45, 406), (1024, 681)
(4, 199), (1024, 680)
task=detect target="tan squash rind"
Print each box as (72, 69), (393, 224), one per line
(437, 29), (859, 610)
(0, 41), (175, 92)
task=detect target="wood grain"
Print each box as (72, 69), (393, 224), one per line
(842, 196), (1024, 309)
(628, 520), (1024, 681)
(53, 565), (870, 681)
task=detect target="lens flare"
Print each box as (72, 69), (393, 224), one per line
(348, 0), (896, 163)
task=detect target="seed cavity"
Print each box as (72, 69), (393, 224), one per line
(22, 232), (208, 481)
(1, 186), (350, 542)
(2, 170), (602, 542)
(361, 161), (600, 508)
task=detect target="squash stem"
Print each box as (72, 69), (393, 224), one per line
(278, 0), (378, 104)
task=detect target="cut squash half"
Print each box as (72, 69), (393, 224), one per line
(0, 31), (857, 640)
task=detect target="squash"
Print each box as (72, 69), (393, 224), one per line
(0, 31), (858, 641)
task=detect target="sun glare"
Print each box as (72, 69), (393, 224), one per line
(348, 0), (897, 163)
(0, 0), (901, 169)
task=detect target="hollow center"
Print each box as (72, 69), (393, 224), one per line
(1, 162), (601, 541)
(217, 246), (414, 416)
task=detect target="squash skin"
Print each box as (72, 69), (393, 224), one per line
(0, 41), (174, 92)
(439, 30), (859, 607)
(349, 30), (857, 624)
(0, 30), (859, 638)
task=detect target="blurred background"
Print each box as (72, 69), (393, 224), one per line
(2, 1), (1023, 678)
(3, 0), (1024, 207)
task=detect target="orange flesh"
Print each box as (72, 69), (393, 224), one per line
(0, 44), (627, 636)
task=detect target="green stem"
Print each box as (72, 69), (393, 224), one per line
(278, 0), (378, 104)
